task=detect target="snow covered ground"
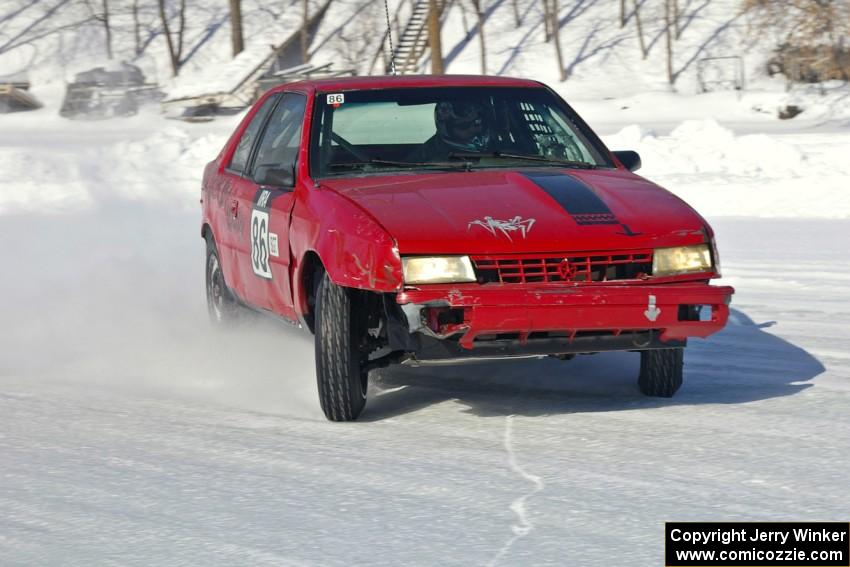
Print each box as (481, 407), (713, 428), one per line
(4, 0), (850, 562)
(2, 95), (850, 565)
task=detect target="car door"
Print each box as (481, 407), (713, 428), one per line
(235, 92), (308, 319)
(214, 93), (278, 299)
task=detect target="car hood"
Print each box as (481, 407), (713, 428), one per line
(320, 169), (709, 254)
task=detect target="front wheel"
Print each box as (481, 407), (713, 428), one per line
(205, 237), (242, 325)
(638, 348), (684, 397)
(314, 273), (369, 421)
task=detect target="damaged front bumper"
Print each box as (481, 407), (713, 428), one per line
(388, 282), (734, 361)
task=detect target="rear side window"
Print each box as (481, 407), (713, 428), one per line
(250, 93), (307, 177)
(228, 95), (278, 174)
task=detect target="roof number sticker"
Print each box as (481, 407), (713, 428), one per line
(327, 93), (344, 108)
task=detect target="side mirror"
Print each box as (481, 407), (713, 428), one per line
(254, 164), (295, 188)
(612, 150), (641, 172)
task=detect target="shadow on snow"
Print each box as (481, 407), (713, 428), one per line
(361, 308), (825, 420)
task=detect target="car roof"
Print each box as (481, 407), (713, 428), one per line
(275, 74), (545, 94)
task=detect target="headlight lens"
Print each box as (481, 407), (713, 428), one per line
(402, 256), (476, 284)
(652, 244), (713, 276)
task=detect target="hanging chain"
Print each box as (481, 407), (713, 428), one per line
(383, 0), (398, 75)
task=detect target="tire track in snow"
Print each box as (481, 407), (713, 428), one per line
(488, 415), (545, 567)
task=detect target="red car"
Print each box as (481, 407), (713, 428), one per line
(201, 75), (734, 421)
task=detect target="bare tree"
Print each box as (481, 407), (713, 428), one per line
(337, 25), (374, 72)
(132, 0), (142, 56)
(542, 0), (552, 41)
(459, 1), (471, 34)
(633, 0), (647, 59)
(300, 0), (310, 63)
(158, 0), (186, 76)
(428, 0), (444, 74)
(230, 0), (244, 57)
(544, 0), (566, 80)
(101, 0), (112, 59)
(620, 0), (627, 27)
(664, 0), (675, 84)
(673, 0), (681, 39)
(84, 0), (113, 59)
(512, 0), (521, 27)
(469, 0), (487, 74)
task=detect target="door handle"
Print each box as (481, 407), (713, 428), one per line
(230, 199), (238, 218)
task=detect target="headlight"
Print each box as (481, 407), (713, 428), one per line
(652, 244), (712, 277)
(402, 256), (476, 284)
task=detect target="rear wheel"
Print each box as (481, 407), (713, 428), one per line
(314, 273), (369, 421)
(638, 348), (684, 397)
(205, 237), (242, 325)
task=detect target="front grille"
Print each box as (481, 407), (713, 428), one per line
(471, 250), (653, 284)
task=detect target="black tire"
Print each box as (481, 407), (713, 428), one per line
(205, 237), (242, 325)
(638, 348), (684, 397)
(314, 273), (368, 421)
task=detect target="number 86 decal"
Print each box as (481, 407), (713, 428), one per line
(251, 209), (272, 279)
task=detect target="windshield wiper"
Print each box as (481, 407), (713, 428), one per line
(449, 151), (597, 169)
(327, 158), (475, 171)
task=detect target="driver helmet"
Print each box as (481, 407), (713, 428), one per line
(434, 101), (490, 151)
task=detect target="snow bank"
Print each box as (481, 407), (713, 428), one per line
(0, 119), (229, 215)
(602, 120), (850, 219)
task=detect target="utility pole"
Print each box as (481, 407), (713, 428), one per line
(428, 0), (444, 74)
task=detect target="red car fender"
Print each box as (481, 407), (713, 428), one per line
(289, 185), (403, 317)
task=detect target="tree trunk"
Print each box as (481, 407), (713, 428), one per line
(460, 1), (470, 34)
(549, 0), (566, 80)
(542, 0), (551, 42)
(633, 0), (646, 59)
(673, 0), (680, 39)
(512, 0), (521, 27)
(132, 0), (141, 56)
(101, 0), (112, 59)
(620, 0), (626, 27)
(300, 0), (309, 63)
(664, 0), (674, 84)
(471, 0), (487, 74)
(176, 0), (186, 63)
(428, 0), (444, 74)
(158, 0), (179, 76)
(230, 0), (244, 57)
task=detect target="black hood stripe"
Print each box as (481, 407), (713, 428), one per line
(522, 171), (619, 225)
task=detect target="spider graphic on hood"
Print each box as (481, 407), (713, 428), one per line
(468, 216), (536, 241)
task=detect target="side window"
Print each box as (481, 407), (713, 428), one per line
(250, 93), (307, 178)
(228, 95), (278, 174)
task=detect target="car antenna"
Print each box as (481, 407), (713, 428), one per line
(383, 0), (398, 76)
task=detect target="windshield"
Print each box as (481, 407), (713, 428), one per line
(309, 87), (613, 178)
